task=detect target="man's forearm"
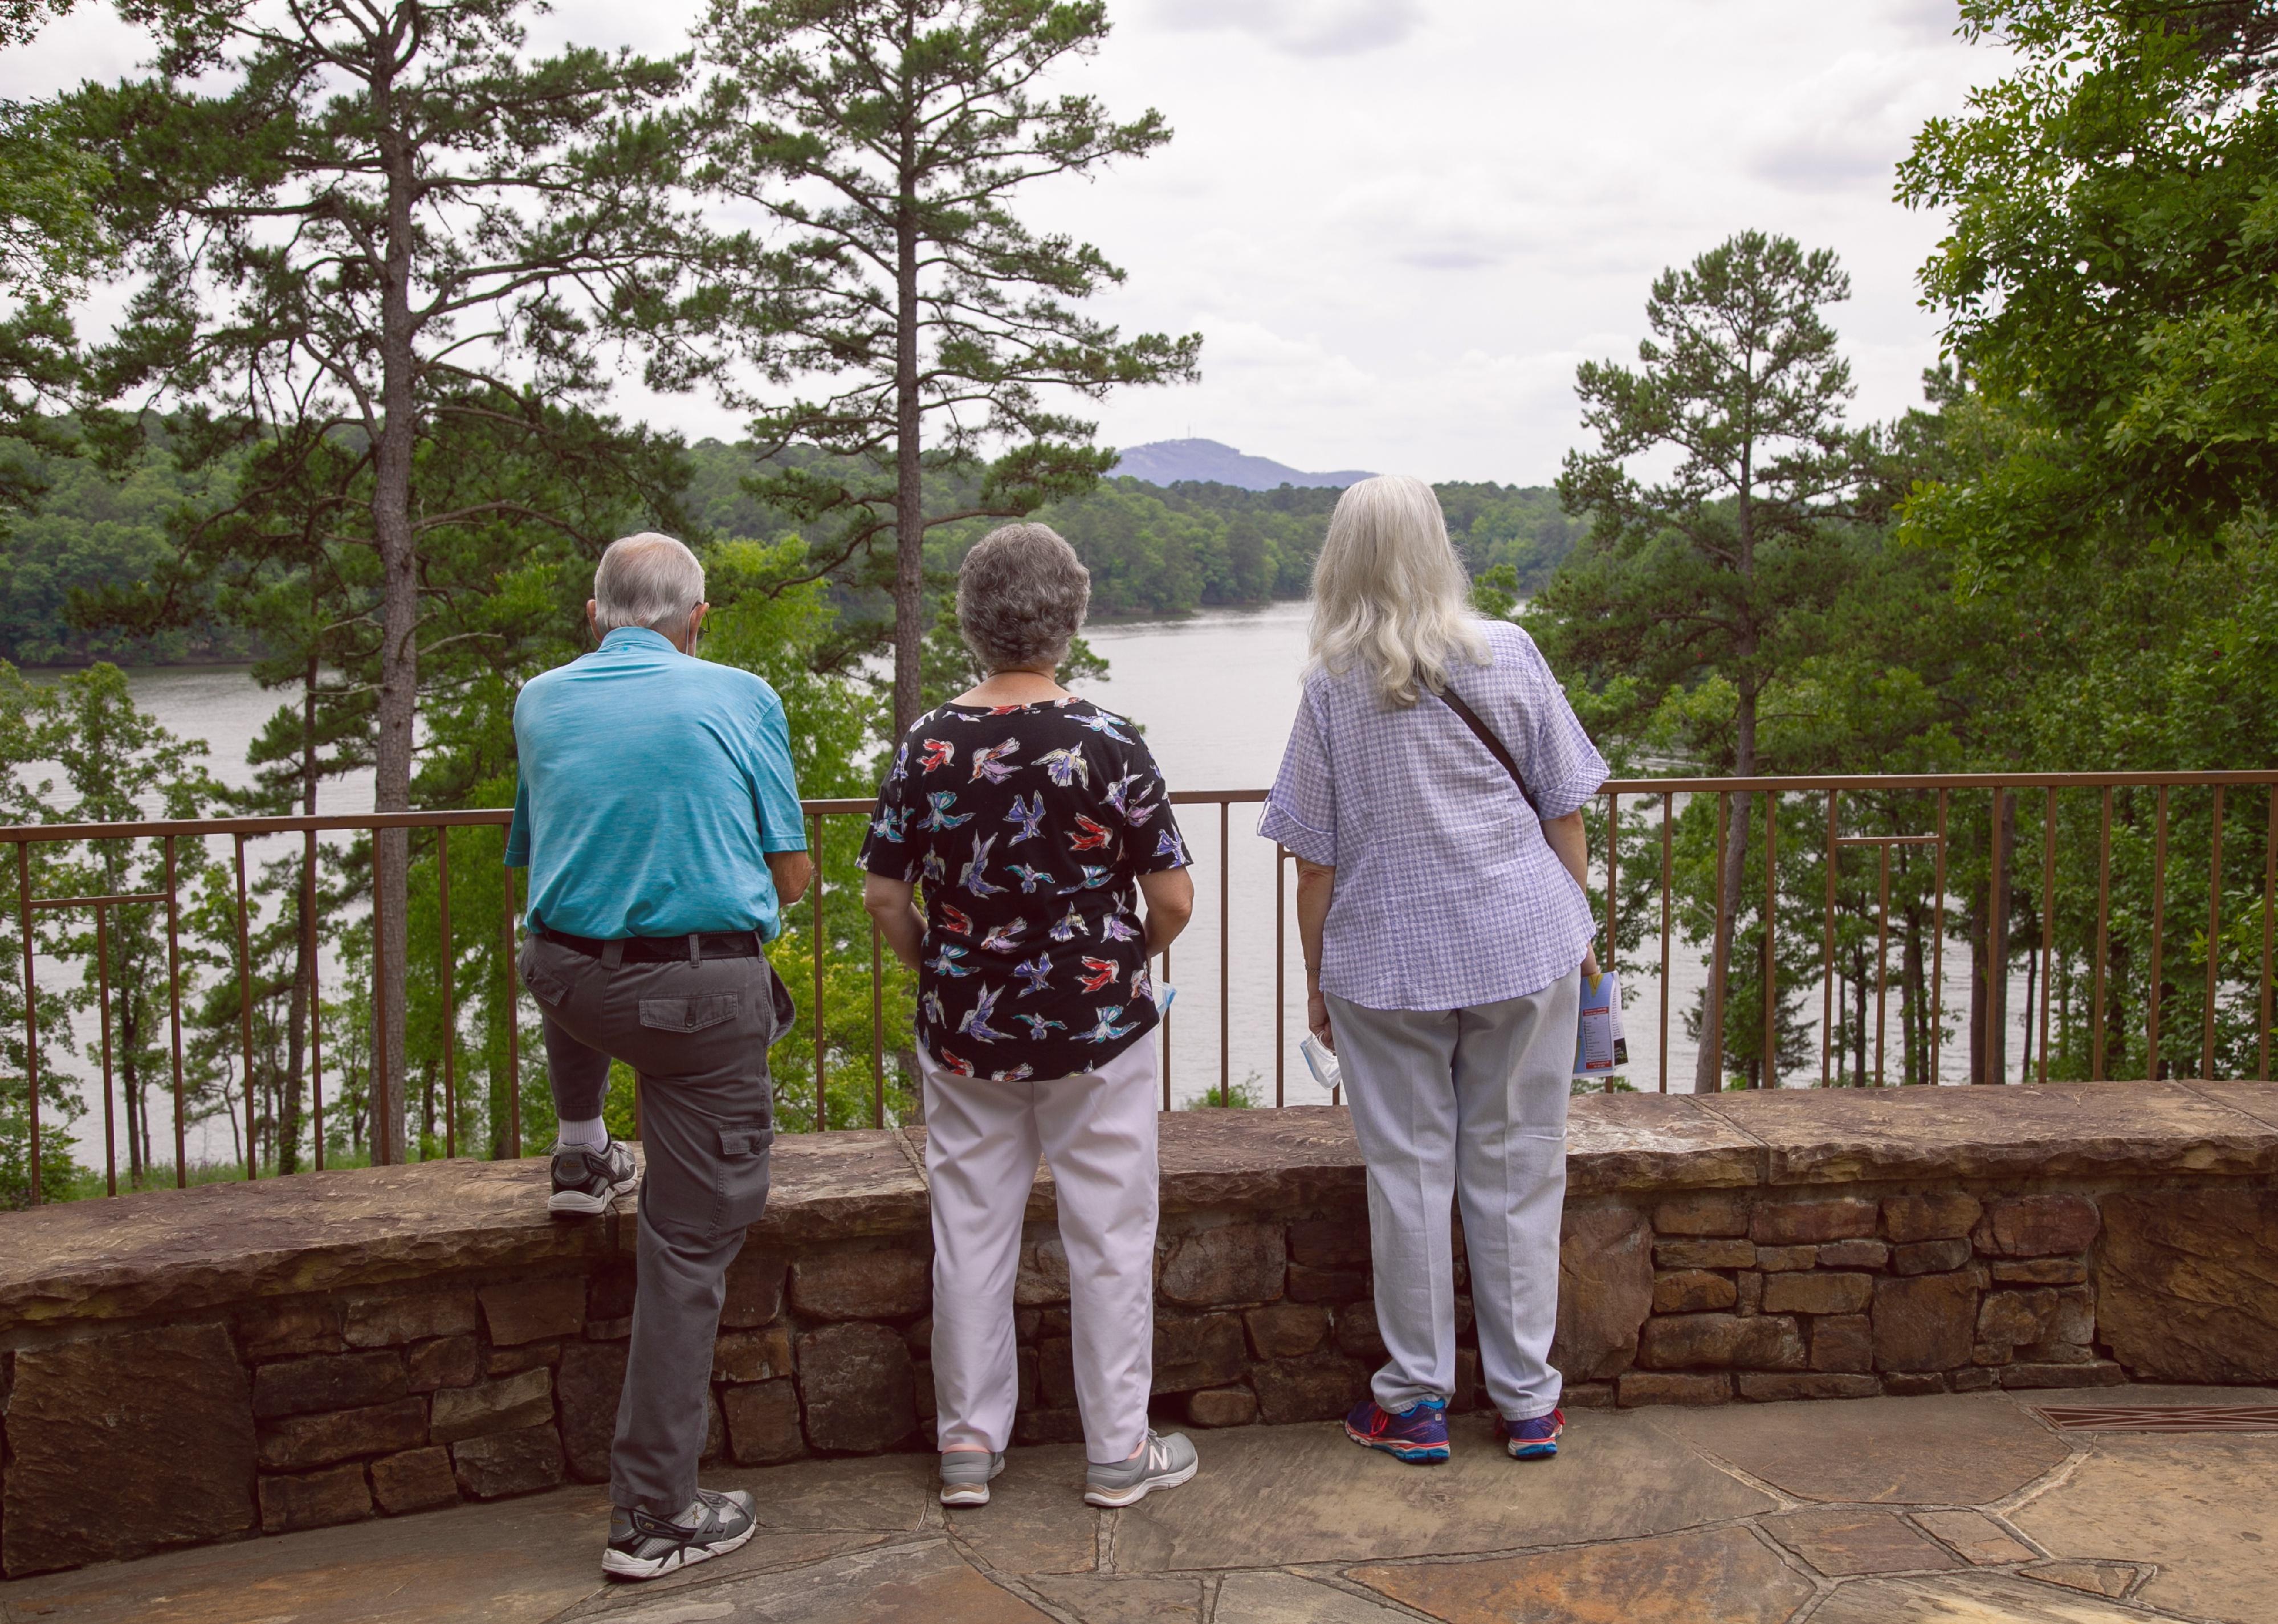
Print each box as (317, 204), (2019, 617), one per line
(767, 848), (814, 908)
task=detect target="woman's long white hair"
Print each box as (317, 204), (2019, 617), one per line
(1309, 474), (1487, 708)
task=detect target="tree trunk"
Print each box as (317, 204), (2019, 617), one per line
(279, 664), (316, 1176)
(1694, 685), (1757, 1092)
(1902, 904), (1922, 1086)
(890, 59), (924, 734)
(369, 56), (417, 1164)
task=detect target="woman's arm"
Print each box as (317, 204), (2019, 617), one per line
(1541, 809), (1601, 978)
(1296, 859), (1335, 1047)
(861, 873), (926, 971)
(1138, 867), (1194, 957)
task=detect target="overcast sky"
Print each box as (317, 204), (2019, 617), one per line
(5, 0), (2003, 486)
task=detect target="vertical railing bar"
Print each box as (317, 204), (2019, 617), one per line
(233, 834), (256, 1178)
(97, 903), (115, 1195)
(503, 862), (520, 1160)
(307, 829), (323, 1172)
(438, 826), (455, 1160)
(1604, 788), (1620, 957)
(2040, 787), (2056, 1087)
(2149, 785), (2168, 1080)
(370, 831), (390, 1165)
(812, 811), (826, 1133)
(1986, 785), (2008, 1086)
(1604, 790), (1619, 1094)
(2203, 784), (2224, 1084)
(1219, 799), (1229, 1107)
(18, 839), (39, 1205)
(1762, 790), (1778, 1088)
(1931, 791), (1947, 1086)
(1709, 792), (1728, 1091)
(871, 923), (885, 1130)
(2260, 784), (2276, 1082)
(1821, 790), (1839, 1087)
(1658, 793), (1672, 1095)
(166, 834), (186, 1186)
(1161, 936), (1172, 1110)
(1874, 843), (1891, 1087)
(2094, 788), (2112, 1082)
(1274, 846), (1286, 1109)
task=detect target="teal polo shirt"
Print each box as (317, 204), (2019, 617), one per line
(506, 627), (806, 940)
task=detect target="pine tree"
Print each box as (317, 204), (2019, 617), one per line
(697, 0), (1199, 729)
(61, 3), (724, 1156)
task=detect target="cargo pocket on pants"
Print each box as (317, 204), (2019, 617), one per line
(638, 994), (740, 1033)
(714, 1121), (774, 1235)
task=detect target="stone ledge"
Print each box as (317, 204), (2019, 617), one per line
(2, 1082), (2271, 1333)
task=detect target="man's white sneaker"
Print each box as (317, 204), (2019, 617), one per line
(602, 1488), (756, 1580)
(549, 1138), (638, 1216)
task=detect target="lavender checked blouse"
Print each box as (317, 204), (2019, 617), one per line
(1258, 619), (1608, 1012)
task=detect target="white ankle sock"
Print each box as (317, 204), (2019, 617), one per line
(558, 1116), (607, 1150)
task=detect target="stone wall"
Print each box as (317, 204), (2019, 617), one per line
(1, 1080), (2273, 1578)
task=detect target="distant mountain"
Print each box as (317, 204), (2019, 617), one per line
(1112, 438), (1374, 491)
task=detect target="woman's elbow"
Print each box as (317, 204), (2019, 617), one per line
(860, 875), (908, 920)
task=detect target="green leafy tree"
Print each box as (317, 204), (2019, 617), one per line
(1543, 231), (1864, 1090)
(1897, 0), (2278, 576)
(696, 0), (1201, 730)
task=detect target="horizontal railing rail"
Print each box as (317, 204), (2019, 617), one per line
(2, 771), (2269, 1206)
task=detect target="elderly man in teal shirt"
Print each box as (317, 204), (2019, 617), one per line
(507, 532), (811, 1582)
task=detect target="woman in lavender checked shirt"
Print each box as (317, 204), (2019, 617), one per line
(1259, 474), (1607, 1467)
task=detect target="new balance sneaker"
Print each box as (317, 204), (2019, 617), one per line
(1083, 1430), (1198, 1507)
(1498, 1407), (1564, 1460)
(549, 1138), (638, 1217)
(602, 1488), (757, 1580)
(1344, 1397), (1450, 1464)
(939, 1450), (1005, 1507)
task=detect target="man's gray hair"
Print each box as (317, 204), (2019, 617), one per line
(594, 532), (706, 635)
(957, 523), (1091, 672)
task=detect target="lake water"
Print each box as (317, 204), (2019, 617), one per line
(52, 611), (2023, 1171)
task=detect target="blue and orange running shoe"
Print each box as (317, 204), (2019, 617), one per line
(1497, 1407), (1564, 1460)
(1343, 1397), (1450, 1464)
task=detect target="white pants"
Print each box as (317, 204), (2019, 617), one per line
(1327, 970), (1578, 1422)
(921, 1038), (1160, 1463)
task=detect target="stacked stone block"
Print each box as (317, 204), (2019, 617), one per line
(1565, 1189), (2121, 1410)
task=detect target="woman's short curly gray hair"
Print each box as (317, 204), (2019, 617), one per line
(957, 523), (1091, 672)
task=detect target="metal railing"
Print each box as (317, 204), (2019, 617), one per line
(3, 770), (2272, 1204)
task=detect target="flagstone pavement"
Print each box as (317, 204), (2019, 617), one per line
(5, 1384), (2274, 1624)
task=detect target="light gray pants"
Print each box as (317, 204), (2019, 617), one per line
(920, 1037), (1160, 1464)
(1327, 970), (1579, 1422)
(519, 932), (785, 1517)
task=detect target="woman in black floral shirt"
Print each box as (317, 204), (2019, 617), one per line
(861, 524), (1197, 1512)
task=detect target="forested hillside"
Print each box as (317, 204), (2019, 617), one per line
(680, 435), (1579, 621)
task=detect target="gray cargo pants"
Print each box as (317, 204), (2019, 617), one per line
(516, 931), (788, 1517)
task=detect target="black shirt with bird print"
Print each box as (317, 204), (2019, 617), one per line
(859, 697), (1190, 1082)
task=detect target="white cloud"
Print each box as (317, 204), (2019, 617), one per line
(1145, 0), (1424, 57)
(1743, 48), (1963, 195)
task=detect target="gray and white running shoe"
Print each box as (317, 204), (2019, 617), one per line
(939, 1450), (1005, 1507)
(1083, 1430), (1197, 1508)
(549, 1139), (638, 1217)
(603, 1488), (757, 1581)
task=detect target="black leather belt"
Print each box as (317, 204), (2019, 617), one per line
(536, 926), (763, 964)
